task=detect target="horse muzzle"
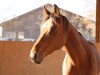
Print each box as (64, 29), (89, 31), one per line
(30, 52), (43, 64)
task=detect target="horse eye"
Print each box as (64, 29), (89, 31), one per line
(51, 27), (57, 32)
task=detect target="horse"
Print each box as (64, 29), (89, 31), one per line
(30, 4), (100, 75)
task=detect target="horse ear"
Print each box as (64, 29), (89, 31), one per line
(43, 6), (51, 16)
(54, 4), (60, 16)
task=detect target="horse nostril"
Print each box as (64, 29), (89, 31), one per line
(33, 53), (37, 60)
(30, 51), (37, 60)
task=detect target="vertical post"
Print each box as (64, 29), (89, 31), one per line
(96, 0), (100, 42)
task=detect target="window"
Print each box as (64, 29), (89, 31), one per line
(18, 32), (24, 39)
(0, 26), (2, 38)
(3, 31), (16, 40)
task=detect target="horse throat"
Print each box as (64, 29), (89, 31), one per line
(63, 23), (88, 67)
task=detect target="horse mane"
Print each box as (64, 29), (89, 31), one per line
(63, 16), (96, 48)
(62, 15), (69, 32)
(78, 31), (95, 47)
(88, 41), (96, 47)
(78, 32), (95, 47)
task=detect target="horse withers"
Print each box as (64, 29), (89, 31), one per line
(30, 4), (100, 75)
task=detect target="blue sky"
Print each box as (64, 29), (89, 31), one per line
(0, 0), (96, 23)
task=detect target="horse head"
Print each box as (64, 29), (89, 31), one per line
(30, 4), (68, 64)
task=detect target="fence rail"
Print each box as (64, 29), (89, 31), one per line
(0, 41), (99, 75)
(0, 41), (65, 75)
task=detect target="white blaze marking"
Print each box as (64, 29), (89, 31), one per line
(41, 18), (53, 32)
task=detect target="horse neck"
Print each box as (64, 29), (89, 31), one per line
(64, 22), (89, 67)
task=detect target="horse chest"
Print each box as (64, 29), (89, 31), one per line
(62, 54), (72, 75)
(62, 54), (88, 75)
(62, 53), (99, 75)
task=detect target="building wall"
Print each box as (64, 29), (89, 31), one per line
(0, 4), (95, 41)
(1, 8), (41, 40)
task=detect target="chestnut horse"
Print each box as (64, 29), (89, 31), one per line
(30, 4), (100, 75)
